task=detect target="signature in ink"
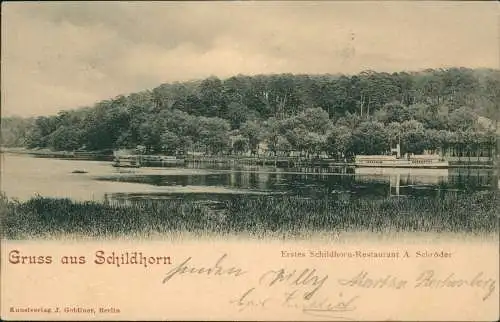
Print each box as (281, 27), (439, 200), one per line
(259, 267), (329, 299)
(301, 293), (359, 321)
(162, 253), (246, 284)
(229, 287), (270, 312)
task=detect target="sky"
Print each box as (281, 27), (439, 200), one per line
(1, 1), (499, 117)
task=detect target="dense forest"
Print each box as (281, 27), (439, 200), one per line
(2, 68), (499, 159)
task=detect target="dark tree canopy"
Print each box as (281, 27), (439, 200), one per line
(2, 68), (498, 158)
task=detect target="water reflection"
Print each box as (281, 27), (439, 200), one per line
(1, 153), (497, 203)
(96, 163), (496, 201)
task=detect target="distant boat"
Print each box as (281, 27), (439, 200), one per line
(112, 155), (141, 168)
(355, 144), (449, 169)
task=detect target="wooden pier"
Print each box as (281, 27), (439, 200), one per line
(183, 155), (351, 167)
(113, 154), (185, 167)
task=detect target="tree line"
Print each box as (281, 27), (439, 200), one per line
(1, 67), (499, 159)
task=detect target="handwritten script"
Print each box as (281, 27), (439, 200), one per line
(162, 253), (246, 284)
(161, 254), (498, 320)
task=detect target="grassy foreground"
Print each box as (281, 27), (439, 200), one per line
(1, 192), (499, 239)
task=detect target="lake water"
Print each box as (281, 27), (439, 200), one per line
(1, 153), (498, 204)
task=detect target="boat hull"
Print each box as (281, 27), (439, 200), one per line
(355, 161), (449, 169)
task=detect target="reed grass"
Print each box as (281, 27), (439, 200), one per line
(1, 191), (498, 239)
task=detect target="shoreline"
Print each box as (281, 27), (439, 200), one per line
(1, 148), (496, 169)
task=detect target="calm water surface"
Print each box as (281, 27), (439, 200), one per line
(1, 153), (497, 203)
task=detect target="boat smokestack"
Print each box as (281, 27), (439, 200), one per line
(390, 144), (401, 158)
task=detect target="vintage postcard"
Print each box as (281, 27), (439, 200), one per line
(1, 1), (499, 321)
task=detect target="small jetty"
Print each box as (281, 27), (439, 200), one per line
(112, 154), (184, 168)
(138, 155), (185, 167)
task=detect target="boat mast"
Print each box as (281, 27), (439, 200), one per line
(398, 133), (401, 158)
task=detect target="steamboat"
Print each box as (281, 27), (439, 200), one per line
(355, 144), (449, 169)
